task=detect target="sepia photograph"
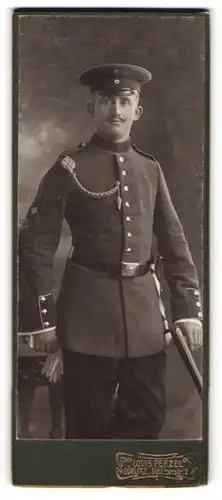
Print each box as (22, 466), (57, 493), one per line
(13, 9), (209, 486)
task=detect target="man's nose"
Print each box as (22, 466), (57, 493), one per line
(110, 99), (121, 116)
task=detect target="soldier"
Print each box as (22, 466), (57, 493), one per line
(19, 63), (203, 439)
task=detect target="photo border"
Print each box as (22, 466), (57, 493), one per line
(12, 7), (209, 487)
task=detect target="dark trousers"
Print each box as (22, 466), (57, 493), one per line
(62, 349), (167, 439)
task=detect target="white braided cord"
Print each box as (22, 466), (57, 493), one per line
(73, 171), (120, 199)
(61, 155), (120, 199)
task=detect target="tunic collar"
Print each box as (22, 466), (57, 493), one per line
(89, 133), (131, 153)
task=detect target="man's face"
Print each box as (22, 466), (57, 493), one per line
(87, 91), (143, 141)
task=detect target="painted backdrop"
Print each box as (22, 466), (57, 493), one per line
(18, 12), (206, 438)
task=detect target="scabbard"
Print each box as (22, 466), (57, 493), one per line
(152, 254), (203, 398)
(170, 325), (203, 397)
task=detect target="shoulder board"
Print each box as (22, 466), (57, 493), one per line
(132, 144), (158, 163)
(59, 142), (88, 160)
(38, 143), (88, 185)
(58, 143), (90, 176)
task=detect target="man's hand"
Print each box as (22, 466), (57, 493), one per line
(33, 327), (58, 354)
(164, 321), (203, 350)
(177, 321), (203, 351)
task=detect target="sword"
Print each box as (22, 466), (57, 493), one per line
(151, 255), (203, 398)
(170, 324), (203, 396)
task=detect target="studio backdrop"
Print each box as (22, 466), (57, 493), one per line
(17, 12), (206, 439)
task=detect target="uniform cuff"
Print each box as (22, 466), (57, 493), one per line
(175, 318), (202, 326)
(38, 293), (56, 330)
(19, 292), (56, 333)
(171, 287), (203, 322)
(18, 326), (56, 337)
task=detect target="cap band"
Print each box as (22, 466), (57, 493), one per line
(80, 64), (152, 93)
(91, 77), (141, 93)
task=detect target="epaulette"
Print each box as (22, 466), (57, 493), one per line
(132, 144), (158, 163)
(36, 143), (88, 188)
(58, 142), (89, 176)
(59, 141), (88, 159)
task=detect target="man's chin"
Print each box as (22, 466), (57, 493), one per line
(102, 124), (127, 140)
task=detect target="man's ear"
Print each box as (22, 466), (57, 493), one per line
(134, 105), (143, 122)
(87, 101), (94, 116)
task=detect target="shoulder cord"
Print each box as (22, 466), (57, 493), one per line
(72, 170), (120, 200)
(61, 155), (122, 209)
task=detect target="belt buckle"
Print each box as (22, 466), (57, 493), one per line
(121, 261), (139, 277)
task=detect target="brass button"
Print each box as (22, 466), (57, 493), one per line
(125, 202), (130, 207)
(196, 301), (201, 307)
(126, 248), (131, 252)
(119, 156), (124, 163)
(194, 290), (199, 296)
(114, 79), (120, 84)
(42, 309), (47, 315)
(126, 216), (131, 221)
(124, 186), (129, 191)
(197, 312), (202, 318)
(128, 232), (132, 237)
(122, 170), (126, 176)
(44, 322), (50, 327)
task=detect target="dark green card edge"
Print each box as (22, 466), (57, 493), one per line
(12, 7), (210, 487)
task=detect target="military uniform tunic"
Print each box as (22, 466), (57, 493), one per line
(19, 133), (202, 358)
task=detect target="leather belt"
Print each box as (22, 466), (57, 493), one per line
(70, 254), (151, 278)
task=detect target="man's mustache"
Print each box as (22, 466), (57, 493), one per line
(108, 115), (126, 123)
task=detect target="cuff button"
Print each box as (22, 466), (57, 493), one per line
(43, 321), (50, 327)
(39, 295), (46, 302)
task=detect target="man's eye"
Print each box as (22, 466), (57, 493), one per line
(121, 99), (130, 106)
